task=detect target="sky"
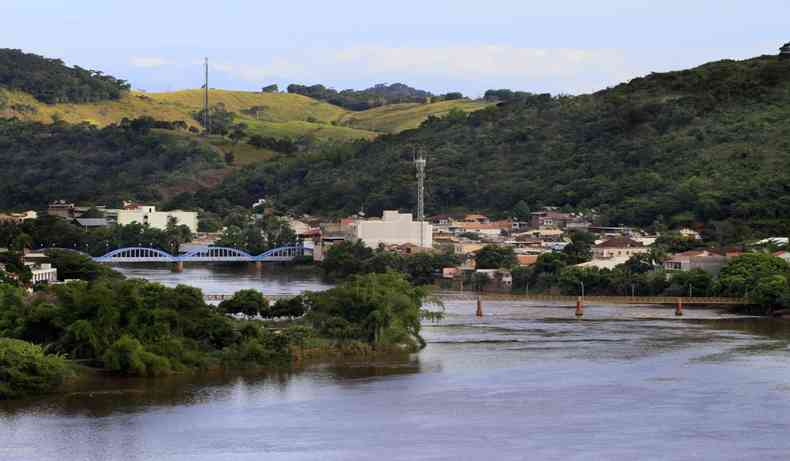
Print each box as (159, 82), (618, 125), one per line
(3, 0), (790, 96)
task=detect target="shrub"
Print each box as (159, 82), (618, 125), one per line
(0, 338), (71, 399)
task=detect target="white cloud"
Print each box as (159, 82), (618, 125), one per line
(185, 45), (638, 94)
(332, 45), (631, 81)
(207, 59), (306, 83)
(129, 56), (169, 68)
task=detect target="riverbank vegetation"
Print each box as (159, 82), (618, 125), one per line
(0, 337), (72, 399)
(0, 270), (430, 399)
(321, 240), (461, 284)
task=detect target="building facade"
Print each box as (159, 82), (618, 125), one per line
(663, 250), (728, 276)
(116, 205), (198, 233)
(592, 237), (648, 259)
(352, 210), (433, 249)
(30, 263), (58, 284)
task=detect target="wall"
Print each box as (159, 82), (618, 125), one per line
(116, 207), (198, 233)
(353, 211), (433, 249)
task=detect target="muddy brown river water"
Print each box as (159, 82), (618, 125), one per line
(2, 266), (789, 460)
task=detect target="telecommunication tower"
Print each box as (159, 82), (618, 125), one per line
(414, 148), (427, 247)
(202, 57), (210, 135)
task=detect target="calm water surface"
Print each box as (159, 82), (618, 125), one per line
(2, 267), (790, 460)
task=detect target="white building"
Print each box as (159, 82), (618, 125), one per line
(29, 263), (57, 284)
(352, 210), (433, 249)
(116, 205), (198, 233)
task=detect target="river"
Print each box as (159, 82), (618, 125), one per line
(2, 266), (790, 460)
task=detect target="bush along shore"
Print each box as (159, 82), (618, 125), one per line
(0, 271), (437, 400)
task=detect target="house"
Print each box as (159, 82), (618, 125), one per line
(458, 220), (510, 237)
(781, 42), (790, 58)
(511, 220), (530, 231)
(29, 263), (58, 284)
(453, 241), (484, 255)
(0, 211), (37, 223)
(463, 214), (490, 224)
(663, 250), (727, 276)
(287, 218), (310, 236)
(677, 228), (702, 240)
(575, 256), (630, 270)
(75, 218), (110, 229)
(529, 211), (575, 229)
(47, 200), (76, 218)
(523, 228), (564, 242)
(430, 214), (453, 226)
(516, 255), (538, 267)
(592, 237), (648, 259)
(475, 269), (513, 289)
(351, 210), (432, 249)
(633, 236), (657, 247)
(774, 251), (790, 263)
(588, 226), (636, 238)
(115, 205), (198, 233)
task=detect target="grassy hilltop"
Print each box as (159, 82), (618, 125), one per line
(0, 86), (488, 164)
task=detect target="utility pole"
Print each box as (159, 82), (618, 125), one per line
(414, 147), (427, 248)
(203, 57), (210, 135)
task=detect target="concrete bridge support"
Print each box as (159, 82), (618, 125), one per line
(173, 261), (184, 272)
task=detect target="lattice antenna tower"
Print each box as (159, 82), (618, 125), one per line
(414, 147), (427, 247)
(203, 57), (210, 135)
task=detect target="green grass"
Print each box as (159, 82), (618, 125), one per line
(339, 99), (493, 133)
(0, 87), (490, 166)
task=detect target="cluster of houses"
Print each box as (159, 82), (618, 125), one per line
(299, 206), (776, 291)
(45, 200), (199, 233)
(4, 199), (790, 292)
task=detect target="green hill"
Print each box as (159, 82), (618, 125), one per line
(0, 86), (492, 164)
(202, 52), (790, 241)
(337, 99), (492, 133)
(0, 118), (225, 209)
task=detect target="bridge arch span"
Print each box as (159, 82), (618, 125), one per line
(95, 247), (177, 262)
(256, 246), (313, 261)
(181, 246), (254, 262)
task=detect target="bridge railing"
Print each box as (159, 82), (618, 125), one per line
(438, 292), (751, 305)
(93, 245), (313, 263)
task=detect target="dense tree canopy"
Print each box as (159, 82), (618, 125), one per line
(0, 118), (222, 209)
(287, 82), (433, 110)
(321, 240), (460, 284)
(0, 48), (129, 103)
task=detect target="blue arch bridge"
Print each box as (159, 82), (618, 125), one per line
(92, 246), (312, 271)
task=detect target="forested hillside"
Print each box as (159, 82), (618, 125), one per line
(0, 118), (223, 208)
(0, 49), (129, 103)
(286, 82), (434, 110)
(201, 54), (790, 240)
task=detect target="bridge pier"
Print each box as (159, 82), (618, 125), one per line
(675, 298), (683, 316)
(575, 296), (584, 318)
(173, 261), (184, 272)
(254, 261), (262, 270)
(476, 296), (483, 317)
